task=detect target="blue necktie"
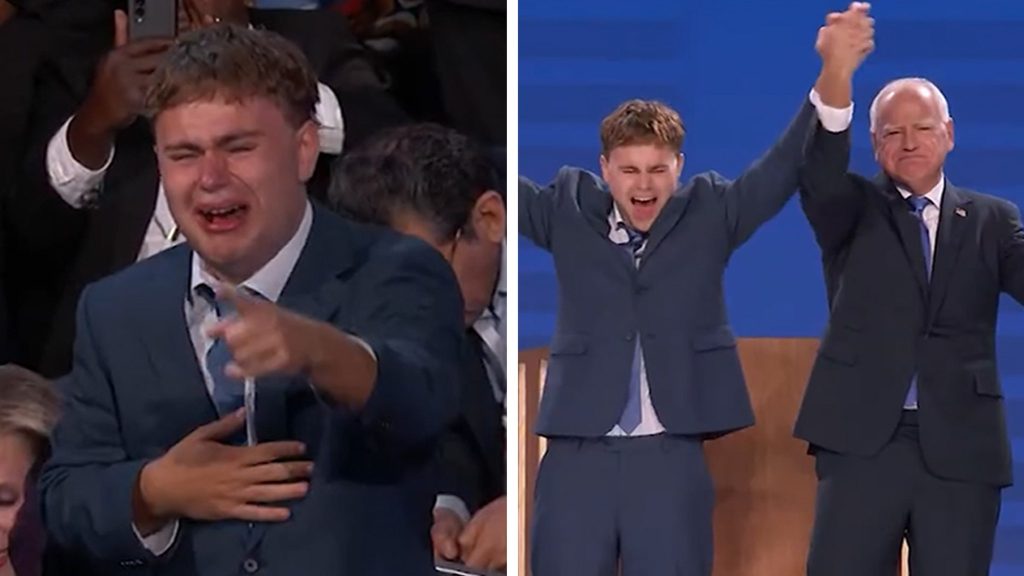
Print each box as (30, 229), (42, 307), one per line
(196, 284), (245, 416)
(616, 222), (647, 433)
(906, 195), (932, 408)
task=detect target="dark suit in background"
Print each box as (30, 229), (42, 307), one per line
(39, 205), (463, 576)
(7, 5), (409, 377)
(425, 0), (504, 147)
(436, 331), (505, 515)
(795, 120), (1020, 575)
(519, 100), (816, 575)
(0, 0), (96, 365)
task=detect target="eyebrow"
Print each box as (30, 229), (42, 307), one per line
(620, 163), (670, 170)
(163, 130), (265, 154)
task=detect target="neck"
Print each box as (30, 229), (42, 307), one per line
(483, 245), (503, 300)
(202, 264), (250, 288)
(894, 173), (942, 197)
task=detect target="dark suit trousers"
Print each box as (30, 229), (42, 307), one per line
(808, 412), (1001, 576)
(531, 435), (714, 576)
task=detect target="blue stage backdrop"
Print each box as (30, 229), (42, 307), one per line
(519, 0), (1024, 571)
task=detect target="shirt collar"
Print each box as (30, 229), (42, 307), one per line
(896, 174), (945, 209)
(189, 201), (313, 303)
(608, 202), (630, 243)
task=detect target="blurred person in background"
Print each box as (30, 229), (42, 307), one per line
(0, 364), (60, 576)
(330, 123), (507, 572)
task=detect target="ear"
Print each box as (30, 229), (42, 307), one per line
(870, 131), (881, 162)
(296, 120), (319, 183)
(599, 153), (611, 182)
(469, 190), (506, 244)
(945, 117), (955, 153)
(675, 152), (685, 178)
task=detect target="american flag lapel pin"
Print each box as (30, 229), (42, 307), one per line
(955, 207), (967, 218)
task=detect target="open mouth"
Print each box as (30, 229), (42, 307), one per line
(631, 196), (656, 207)
(197, 203), (249, 231)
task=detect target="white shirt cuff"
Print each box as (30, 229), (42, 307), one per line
(434, 494), (471, 524)
(808, 88), (854, 134)
(132, 519), (179, 556)
(46, 116), (115, 208)
(314, 82), (345, 155)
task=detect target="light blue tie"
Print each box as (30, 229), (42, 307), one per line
(906, 195), (932, 408)
(196, 284), (245, 417)
(616, 223), (646, 433)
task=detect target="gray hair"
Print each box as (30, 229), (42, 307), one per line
(869, 77), (951, 133)
(0, 365), (59, 460)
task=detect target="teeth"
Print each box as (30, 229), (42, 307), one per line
(207, 206), (240, 216)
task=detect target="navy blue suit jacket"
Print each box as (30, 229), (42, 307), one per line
(38, 205), (464, 575)
(519, 100), (817, 438)
(794, 123), (1024, 487)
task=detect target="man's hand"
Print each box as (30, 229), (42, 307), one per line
(814, 2), (874, 108)
(206, 285), (325, 380)
(431, 507), (465, 561)
(133, 408), (313, 534)
(207, 285), (377, 409)
(816, 2), (874, 77)
(459, 496), (506, 571)
(68, 10), (172, 168)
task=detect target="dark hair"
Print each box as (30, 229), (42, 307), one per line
(600, 99), (685, 155)
(329, 123), (502, 242)
(145, 23), (319, 127)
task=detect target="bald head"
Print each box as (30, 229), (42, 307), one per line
(869, 78), (950, 134)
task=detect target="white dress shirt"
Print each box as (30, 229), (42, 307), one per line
(434, 241), (507, 522)
(46, 82), (344, 261)
(473, 241), (506, 408)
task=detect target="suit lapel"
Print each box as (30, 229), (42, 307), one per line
(254, 206), (357, 446)
(876, 175), (929, 299)
(248, 203), (357, 548)
(642, 187), (693, 262)
(141, 248), (218, 428)
(575, 177), (639, 271)
(928, 183), (971, 322)
(575, 174), (613, 239)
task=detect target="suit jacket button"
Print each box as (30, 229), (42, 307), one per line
(243, 558), (259, 573)
(625, 333), (634, 342)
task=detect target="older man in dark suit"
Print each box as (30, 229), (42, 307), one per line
(796, 5), (1019, 575)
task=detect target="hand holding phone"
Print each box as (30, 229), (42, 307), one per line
(128, 0), (178, 41)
